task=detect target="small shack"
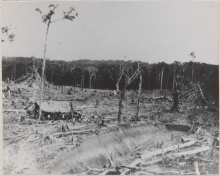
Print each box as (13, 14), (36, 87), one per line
(34, 100), (82, 120)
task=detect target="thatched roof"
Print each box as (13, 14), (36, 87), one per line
(35, 101), (72, 113)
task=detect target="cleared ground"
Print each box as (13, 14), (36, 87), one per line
(3, 84), (219, 174)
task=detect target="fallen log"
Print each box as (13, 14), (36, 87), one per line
(141, 140), (196, 159)
(173, 146), (209, 157)
(51, 129), (95, 137)
(4, 132), (34, 147)
(120, 140), (195, 175)
(181, 137), (206, 143)
(141, 158), (162, 167)
(165, 123), (191, 132)
(3, 109), (26, 113)
(98, 169), (117, 175)
(120, 158), (142, 175)
(86, 167), (105, 172)
(141, 168), (179, 175)
(4, 133), (27, 140)
(181, 137), (196, 142)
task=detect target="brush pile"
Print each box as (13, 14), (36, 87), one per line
(180, 82), (213, 106)
(14, 70), (53, 88)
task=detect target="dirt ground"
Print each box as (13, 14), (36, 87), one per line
(2, 84), (219, 174)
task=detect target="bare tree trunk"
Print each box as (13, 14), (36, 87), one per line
(197, 81), (207, 105)
(136, 74), (142, 120)
(38, 22), (50, 123)
(118, 89), (124, 124)
(51, 72), (53, 83)
(160, 69), (164, 90)
(148, 71), (150, 89)
(116, 73), (124, 92)
(96, 78), (98, 89)
(166, 74), (169, 90)
(172, 73), (176, 90)
(14, 63), (16, 81)
(158, 73), (161, 89)
(195, 73), (196, 84)
(25, 61), (27, 75)
(89, 77), (92, 89)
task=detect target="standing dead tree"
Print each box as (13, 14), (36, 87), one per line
(85, 66), (98, 89)
(36, 4), (78, 123)
(136, 62), (142, 120)
(116, 61), (143, 123)
(190, 52), (196, 83)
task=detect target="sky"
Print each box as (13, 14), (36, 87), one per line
(2, 1), (219, 65)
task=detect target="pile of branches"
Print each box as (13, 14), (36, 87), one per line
(13, 70), (53, 88)
(180, 83), (211, 106)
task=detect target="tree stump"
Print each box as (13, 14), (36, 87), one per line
(171, 90), (179, 111)
(20, 116), (25, 123)
(18, 88), (21, 94)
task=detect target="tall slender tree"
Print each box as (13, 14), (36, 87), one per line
(36, 4), (78, 123)
(190, 52), (196, 83)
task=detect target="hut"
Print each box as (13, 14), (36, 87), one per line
(34, 100), (82, 120)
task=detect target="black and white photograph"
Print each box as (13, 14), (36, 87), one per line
(2, 1), (219, 175)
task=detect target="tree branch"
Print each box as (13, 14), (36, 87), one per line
(51, 18), (64, 23)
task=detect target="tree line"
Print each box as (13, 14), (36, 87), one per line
(2, 56), (219, 99)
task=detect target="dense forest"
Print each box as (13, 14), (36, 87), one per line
(2, 56), (219, 99)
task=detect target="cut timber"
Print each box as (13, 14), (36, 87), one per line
(165, 123), (191, 132)
(120, 140), (195, 175)
(173, 146), (209, 157)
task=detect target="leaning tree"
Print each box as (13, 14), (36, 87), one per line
(35, 4), (78, 123)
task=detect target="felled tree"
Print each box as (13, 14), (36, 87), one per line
(36, 4), (78, 122)
(85, 66), (98, 89)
